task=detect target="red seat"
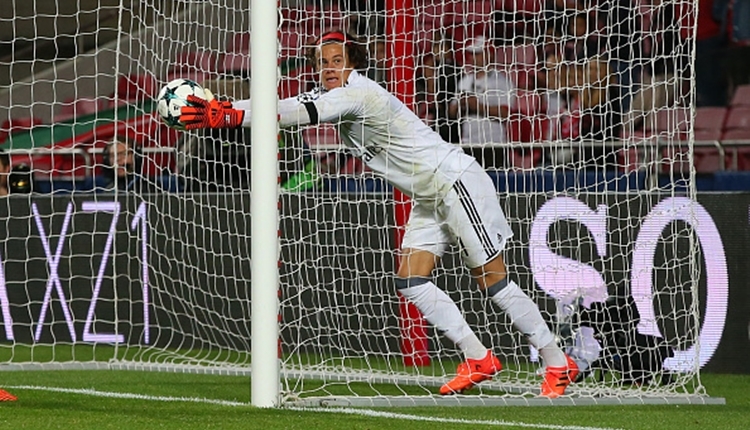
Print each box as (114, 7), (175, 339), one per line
(724, 107), (750, 130)
(303, 124), (349, 174)
(506, 114), (546, 168)
(228, 33), (251, 52)
(695, 106), (727, 131)
(664, 143), (733, 174)
(218, 52), (251, 75)
(279, 7), (302, 28)
(297, 4), (321, 37)
(415, 25), (434, 55)
(115, 73), (158, 103)
(731, 84), (750, 107)
(508, 147), (543, 169)
(279, 31), (302, 59)
(653, 107), (691, 137)
(620, 127), (655, 141)
(465, 0), (496, 23)
(721, 108), (750, 168)
(319, 5), (345, 30)
(694, 106), (726, 144)
(694, 129), (722, 141)
(420, 2), (451, 28)
(721, 128), (750, 140)
(659, 106), (730, 173)
(514, 67), (539, 90)
(660, 145), (693, 173)
(279, 65), (312, 100)
(302, 125), (340, 150)
(736, 147), (750, 170)
(514, 90), (541, 115)
(692, 146), (728, 173)
(507, 113), (545, 143)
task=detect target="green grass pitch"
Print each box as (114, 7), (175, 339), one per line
(0, 369), (746, 430)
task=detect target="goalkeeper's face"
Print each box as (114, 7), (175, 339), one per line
(316, 43), (353, 91)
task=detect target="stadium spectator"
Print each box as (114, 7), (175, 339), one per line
(365, 35), (388, 88)
(9, 163), (33, 194)
(342, 0), (384, 13)
(625, 0), (689, 133)
(0, 150), (31, 195)
(594, 0), (641, 112)
(538, 0), (583, 57)
(448, 36), (516, 169)
(179, 29), (579, 398)
(693, 0), (729, 106)
(578, 57), (621, 168)
(0, 150), (10, 196)
(713, 0), (750, 93)
(415, 30), (461, 143)
(541, 53), (619, 168)
(180, 78), (320, 192)
(562, 11), (604, 64)
(99, 137), (154, 192)
(537, 17), (566, 65)
(538, 52), (574, 164)
(348, 7), (386, 43)
(543, 0), (585, 28)
(181, 126), (319, 192)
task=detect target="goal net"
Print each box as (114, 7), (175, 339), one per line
(0, 0), (723, 406)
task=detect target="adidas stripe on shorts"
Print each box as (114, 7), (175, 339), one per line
(401, 161), (514, 269)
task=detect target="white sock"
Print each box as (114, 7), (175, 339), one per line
(489, 280), (567, 368)
(458, 334), (489, 361)
(398, 280), (487, 360)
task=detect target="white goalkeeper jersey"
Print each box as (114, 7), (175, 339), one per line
(238, 70), (475, 202)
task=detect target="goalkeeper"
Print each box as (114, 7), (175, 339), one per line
(180, 29), (577, 397)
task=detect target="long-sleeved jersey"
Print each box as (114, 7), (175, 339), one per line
(234, 70), (476, 203)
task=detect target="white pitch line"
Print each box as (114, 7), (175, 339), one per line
(288, 406), (624, 430)
(6, 385), (247, 407)
(6, 385), (624, 430)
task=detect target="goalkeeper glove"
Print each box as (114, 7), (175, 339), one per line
(180, 95), (245, 130)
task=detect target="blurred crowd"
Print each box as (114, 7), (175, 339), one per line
(304, 0), (750, 171)
(2, 0), (749, 195)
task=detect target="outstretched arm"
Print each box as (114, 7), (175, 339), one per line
(181, 96), (320, 130)
(233, 98), (317, 129)
(180, 87), (363, 130)
(239, 89), (363, 128)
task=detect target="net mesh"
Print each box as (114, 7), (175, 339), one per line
(0, 0), (712, 404)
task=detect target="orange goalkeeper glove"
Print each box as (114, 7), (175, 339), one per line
(180, 95), (245, 130)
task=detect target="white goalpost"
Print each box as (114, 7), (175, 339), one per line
(0, 0), (726, 407)
(250, 0), (280, 408)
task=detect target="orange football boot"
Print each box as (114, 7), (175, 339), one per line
(0, 389), (17, 402)
(540, 355), (579, 398)
(440, 351), (502, 395)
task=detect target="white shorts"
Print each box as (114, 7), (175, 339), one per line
(401, 162), (513, 269)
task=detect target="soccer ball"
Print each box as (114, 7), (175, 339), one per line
(156, 78), (207, 130)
